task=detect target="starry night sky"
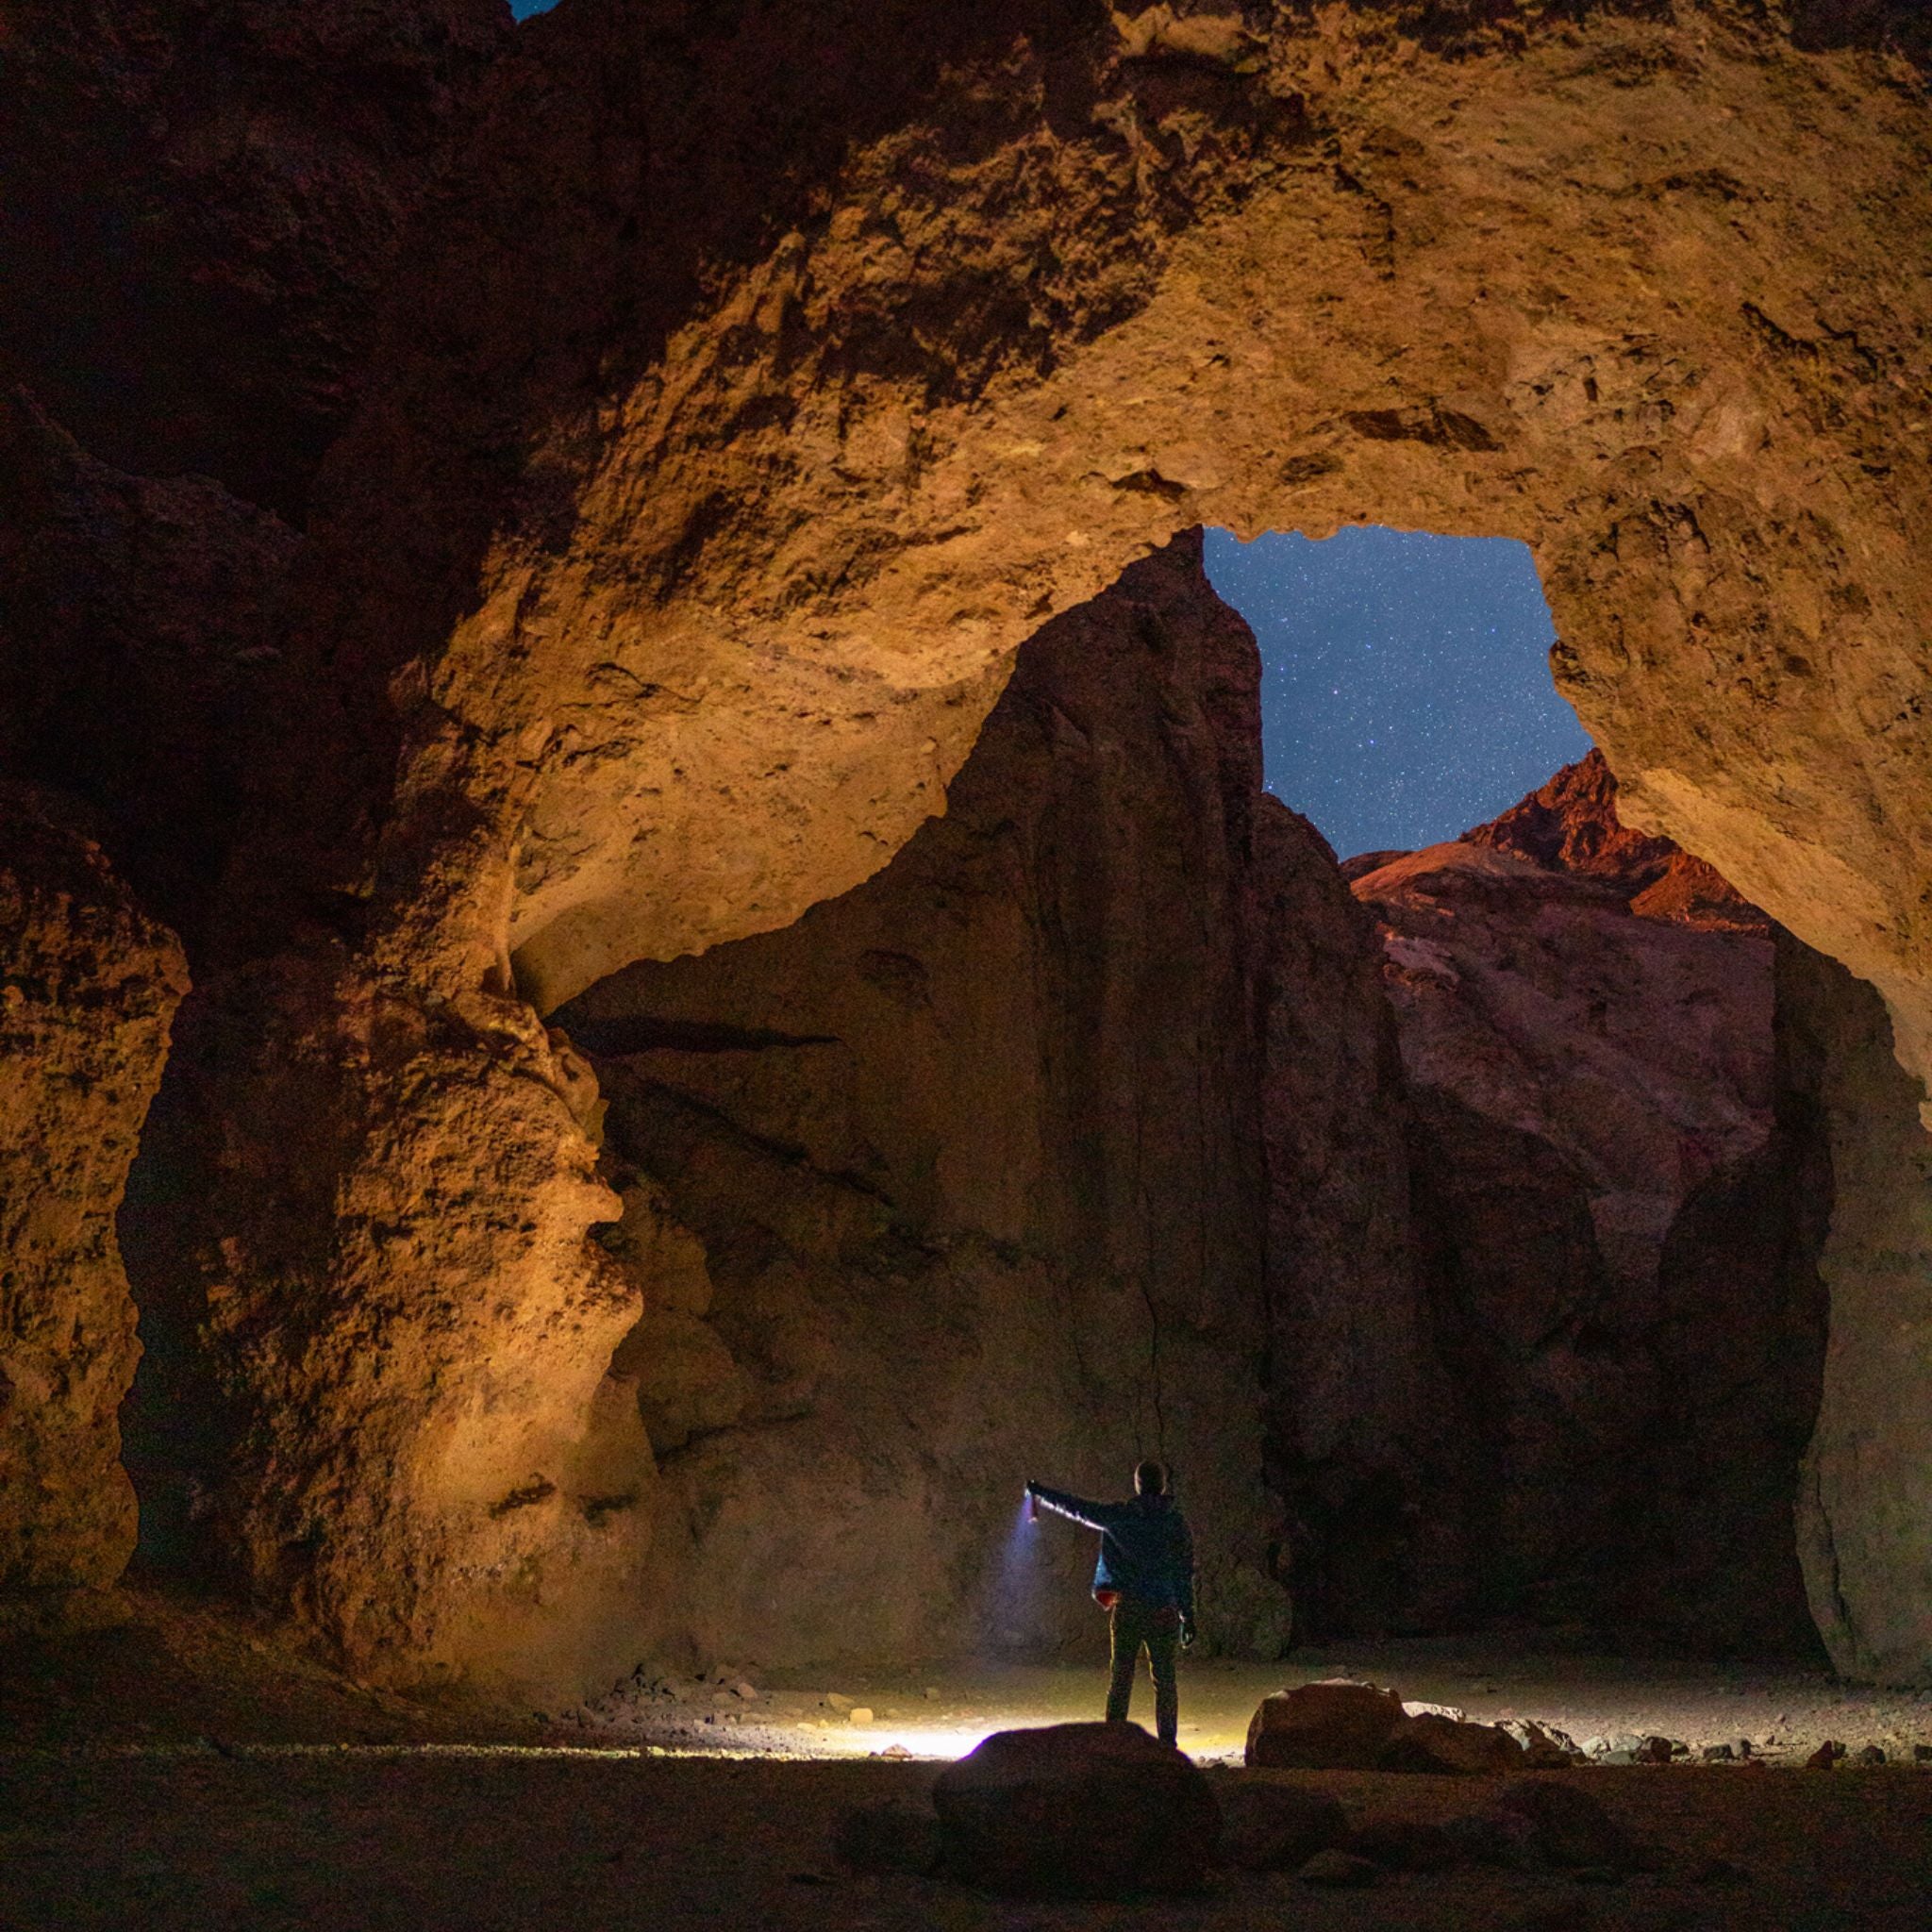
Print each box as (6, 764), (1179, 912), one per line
(1205, 526), (1593, 862)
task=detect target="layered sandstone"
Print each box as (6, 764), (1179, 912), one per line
(0, 786), (187, 1630)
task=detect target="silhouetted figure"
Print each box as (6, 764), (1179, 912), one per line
(1026, 1460), (1196, 1748)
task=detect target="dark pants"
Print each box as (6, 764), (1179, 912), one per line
(1107, 1596), (1180, 1746)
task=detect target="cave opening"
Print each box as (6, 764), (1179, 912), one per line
(1204, 525), (1592, 865)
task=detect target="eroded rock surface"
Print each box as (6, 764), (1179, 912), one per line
(0, 786), (187, 1628)
(0, 0), (509, 521)
(0, 392), (302, 946)
(1354, 761), (1821, 1647)
(561, 534), (1296, 1664)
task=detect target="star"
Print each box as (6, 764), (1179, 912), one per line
(1204, 525), (1593, 860)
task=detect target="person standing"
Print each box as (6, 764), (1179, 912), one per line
(1026, 1460), (1196, 1748)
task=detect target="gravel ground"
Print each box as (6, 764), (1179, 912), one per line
(568, 1637), (1932, 1770)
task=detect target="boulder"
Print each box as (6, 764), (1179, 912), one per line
(933, 1724), (1219, 1898)
(1298, 1849), (1379, 1888)
(1215, 1779), (1346, 1872)
(1244, 1682), (1407, 1770)
(1377, 1713), (1528, 1776)
(1344, 1815), (1459, 1873)
(1490, 1779), (1638, 1872)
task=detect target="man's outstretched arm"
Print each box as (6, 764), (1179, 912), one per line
(1026, 1482), (1117, 1532)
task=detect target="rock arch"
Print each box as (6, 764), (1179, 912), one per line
(92, 4), (1932, 1688)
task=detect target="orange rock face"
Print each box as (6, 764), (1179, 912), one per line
(559, 534), (1295, 1664)
(0, 785), (187, 1629)
(3, 0), (1928, 1692)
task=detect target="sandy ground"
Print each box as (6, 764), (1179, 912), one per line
(5, 1597), (1931, 1930)
(575, 1638), (1932, 1769)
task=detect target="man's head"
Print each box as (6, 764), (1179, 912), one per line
(1134, 1458), (1167, 1496)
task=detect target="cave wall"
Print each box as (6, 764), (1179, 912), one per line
(0, 0), (1925, 1690)
(558, 532), (1304, 1665)
(0, 785), (187, 1631)
(1787, 939), (1932, 1684)
(1353, 788), (1827, 1654)
(220, 0), (1924, 1680)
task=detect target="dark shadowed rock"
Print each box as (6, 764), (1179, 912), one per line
(1215, 1778), (1347, 1872)
(1491, 1779), (1638, 1872)
(932, 1724), (1219, 1898)
(1298, 1848), (1380, 1888)
(1377, 1712), (1528, 1776)
(1345, 1814), (1459, 1872)
(1244, 1682), (1407, 1770)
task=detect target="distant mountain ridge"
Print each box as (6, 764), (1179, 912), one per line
(1460, 749), (1770, 935)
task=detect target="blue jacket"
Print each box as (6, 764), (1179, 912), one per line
(1031, 1485), (1196, 1619)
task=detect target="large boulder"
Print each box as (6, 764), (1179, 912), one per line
(1244, 1681), (1407, 1770)
(932, 1723), (1220, 1897)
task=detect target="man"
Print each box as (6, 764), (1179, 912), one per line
(1026, 1461), (1196, 1748)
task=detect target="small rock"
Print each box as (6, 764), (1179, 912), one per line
(924, 1687), (940, 1701)
(1216, 1779), (1346, 1872)
(1806, 1740), (1846, 1769)
(849, 1707), (874, 1725)
(733, 1679), (758, 1701)
(1442, 1807), (1543, 1873)
(878, 1742), (912, 1760)
(1634, 1737), (1678, 1765)
(1491, 1778), (1638, 1872)
(1345, 1814), (1457, 1873)
(826, 1693), (854, 1713)
(1857, 1744), (1887, 1766)
(1501, 1720), (1582, 1768)
(1734, 1739), (1755, 1758)
(1687, 1856), (1751, 1887)
(1701, 1743), (1735, 1762)
(1403, 1700), (1469, 1724)
(1298, 1849), (1379, 1888)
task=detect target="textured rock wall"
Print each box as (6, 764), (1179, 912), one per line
(1787, 941), (1932, 1684)
(558, 533), (1296, 1664)
(4, 0), (1924, 1688)
(0, 786), (187, 1630)
(1250, 796), (1450, 1638)
(0, 392), (302, 946)
(228, 5), (1926, 1677)
(0, 0), (509, 522)
(1354, 765), (1825, 1650)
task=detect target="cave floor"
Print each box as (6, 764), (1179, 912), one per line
(5, 1749), (1930, 1932)
(7, 1602), (1932, 1929)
